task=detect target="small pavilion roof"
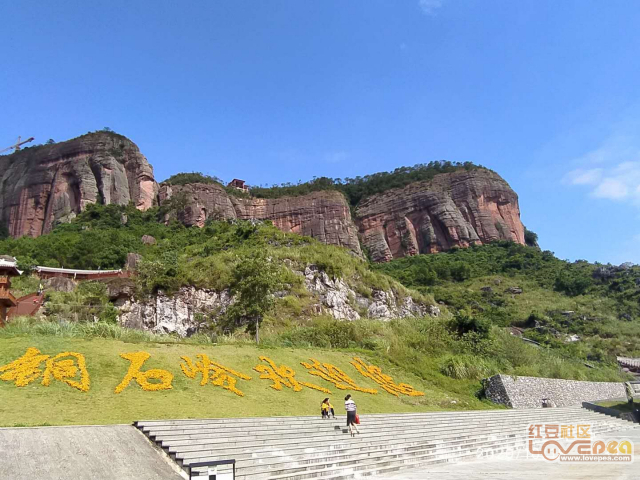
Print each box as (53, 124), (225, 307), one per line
(0, 257), (21, 276)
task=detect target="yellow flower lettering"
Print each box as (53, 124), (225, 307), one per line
(350, 357), (424, 397)
(300, 358), (377, 394)
(42, 352), (90, 392)
(0, 347), (90, 392)
(115, 352), (173, 393)
(181, 354), (251, 397)
(254, 356), (330, 393)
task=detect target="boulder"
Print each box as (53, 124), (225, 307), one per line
(126, 252), (142, 271)
(104, 278), (136, 300)
(43, 277), (76, 293)
(506, 287), (523, 294)
(141, 235), (156, 245)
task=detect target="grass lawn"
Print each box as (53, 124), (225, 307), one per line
(596, 400), (638, 414)
(0, 336), (496, 427)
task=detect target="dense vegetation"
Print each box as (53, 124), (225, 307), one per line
(162, 161), (486, 206)
(376, 242), (640, 361)
(0, 204), (627, 393)
(163, 172), (223, 186)
(0, 203), (400, 293)
(249, 161), (486, 206)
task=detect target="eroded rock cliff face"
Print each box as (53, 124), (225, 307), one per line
(159, 169), (525, 261)
(0, 132), (157, 237)
(113, 265), (436, 336)
(355, 170), (525, 262)
(158, 183), (362, 255)
(0, 132), (525, 261)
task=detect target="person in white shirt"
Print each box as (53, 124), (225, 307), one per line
(344, 394), (359, 437)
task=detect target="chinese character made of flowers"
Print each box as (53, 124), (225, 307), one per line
(114, 352), (173, 394)
(181, 354), (251, 397)
(350, 357), (424, 397)
(0, 347), (90, 392)
(254, 356), (330, 393)
(300, 358), (378, 394)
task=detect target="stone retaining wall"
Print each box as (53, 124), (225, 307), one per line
(483, 374), (626, 409)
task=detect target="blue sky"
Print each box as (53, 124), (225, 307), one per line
(1, 1), (639, 264)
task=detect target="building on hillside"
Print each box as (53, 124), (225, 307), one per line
(227, 178), (249, 192)
(0, 256), (21, 326)
(34, 266), (126, 281)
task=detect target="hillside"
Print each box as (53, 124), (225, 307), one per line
(0, 334), (457, 427)
(375, 242), (640, 360)
(0, 133), (633, 422)
(0, 131), (526, 260)
(0, 203), (626, 424)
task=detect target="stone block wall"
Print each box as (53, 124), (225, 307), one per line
(484, 374), (626, 409)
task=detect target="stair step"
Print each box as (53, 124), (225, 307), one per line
(136, 407), (638, 480)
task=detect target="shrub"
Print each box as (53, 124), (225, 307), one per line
(524, 228), (538, 247)
(440, 355), (492, 380)
(163, 172), (223, 186)
(554, 271), (592, 296)
(450, 310), (491, 338)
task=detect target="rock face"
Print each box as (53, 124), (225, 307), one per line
(0, 132), (526, 261)
(158, 183), (362, 255)
(356, 170), (525, 262)
(158, 169), (525, 261)
(0, 132), (157, 237)
(115, 287), (232, 336)
(115, 264), (437, 336)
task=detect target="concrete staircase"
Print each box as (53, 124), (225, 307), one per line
(136, 407), (639, 479)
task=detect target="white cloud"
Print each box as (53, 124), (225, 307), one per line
(419, 0), (443, 15)
(592, 178), (630, 200)
(564, 168), (603, 185)
(324, 151), (349, 164)
(565, 135), (640, 206)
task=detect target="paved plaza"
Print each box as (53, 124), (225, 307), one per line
(0, 425), (184, 480)
(375, 427), (640, 480)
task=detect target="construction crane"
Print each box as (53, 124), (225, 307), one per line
(0, 136), (35, 154)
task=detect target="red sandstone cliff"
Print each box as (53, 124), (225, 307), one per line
(0, 133), (525, 262)
(158, 183), (363, 255)
(0, 132), (157, 237)
(355, 170), (525, 262)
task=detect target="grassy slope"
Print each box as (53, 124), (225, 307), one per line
(376, 243), (640, 360)
(0, 336), (496, 427)
(596, 400), (636, 413)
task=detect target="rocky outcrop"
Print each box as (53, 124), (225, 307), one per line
(302, 265), (435, 321)
(159, 170), (524, 261)
(356, 170), (525, 262)
(158, 183), (362, 255)
(115, 287), (232, 336)
(114, 265), (437, 336)
(0, 132), (157, 237)
(0, 132), (525, 260)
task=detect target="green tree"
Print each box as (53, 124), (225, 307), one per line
(225, 251), (283, 344)
(524, 228), (539, 247)
(450, 262), (471, 282)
